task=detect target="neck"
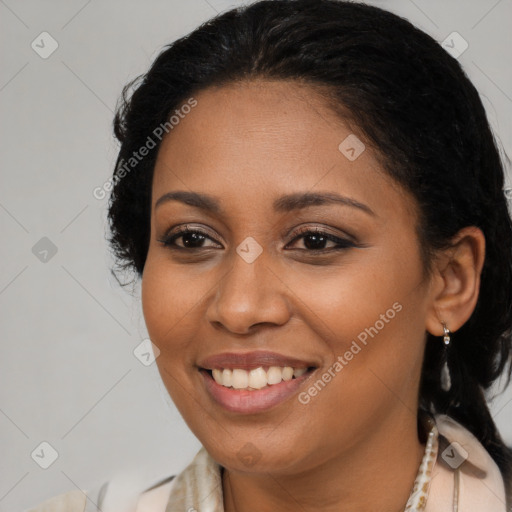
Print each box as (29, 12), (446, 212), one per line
(222, 410), (425, 512)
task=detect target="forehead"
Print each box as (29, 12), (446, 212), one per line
(151, 79), (414, 220)
(157, 80), (345, 174)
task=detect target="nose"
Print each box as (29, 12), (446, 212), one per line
(205, 250), (292, 335)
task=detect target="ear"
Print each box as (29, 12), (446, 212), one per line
(425, 226), (486, 337)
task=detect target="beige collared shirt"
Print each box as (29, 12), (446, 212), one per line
(26, 414), (509, 512)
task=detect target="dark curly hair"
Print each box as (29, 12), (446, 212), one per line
(107, 0), (512, 500)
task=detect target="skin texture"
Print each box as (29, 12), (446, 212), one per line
(141, 79), (485, 512)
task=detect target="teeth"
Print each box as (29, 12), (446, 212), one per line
(222, 369), (233, 387)
(232, 369), (249, 389)
(267, 366), (283, 385)
(248, 367), (267, 389)
(209, 366), (310, 390)
(282, 367), (294, 381)
(212, 369), (223, 385)
(293, 367), (307, 378)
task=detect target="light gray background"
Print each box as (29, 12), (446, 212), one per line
(1, 0), (511, 510)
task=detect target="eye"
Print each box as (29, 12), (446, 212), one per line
(158, 225), (356, 253)
(286, 227), (356, 252)
(157, 225), (221, 250)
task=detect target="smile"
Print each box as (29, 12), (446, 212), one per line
(199, 367), (316, 413)
(197, 351), (319, 413)
(209, 366), (309, 390)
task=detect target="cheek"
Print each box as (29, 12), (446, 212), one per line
(287, 246), (426, 399)
(141, 260), (200, 408)
(141, 262), (172, 342)
(141, 255), (208, 343)
(284, 247), (417, 344)
(141, 263), (193, 379)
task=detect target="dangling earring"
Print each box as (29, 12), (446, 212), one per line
(440, 322), (452, 392)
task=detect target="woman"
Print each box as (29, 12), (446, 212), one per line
(28, 0), (512, 510)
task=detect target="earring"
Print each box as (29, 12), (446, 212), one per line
(440, 322), (452, 392)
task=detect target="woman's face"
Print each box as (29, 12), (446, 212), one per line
(142, 79), (433, 474)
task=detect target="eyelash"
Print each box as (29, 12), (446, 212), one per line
(157, 225), (356, 253)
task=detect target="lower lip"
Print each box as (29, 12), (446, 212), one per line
(199, 368), (315, 414)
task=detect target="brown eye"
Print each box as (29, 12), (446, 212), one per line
(158, 227), (221, 249)
(287, 228), (356, 252)
(158, 226), (356, 253)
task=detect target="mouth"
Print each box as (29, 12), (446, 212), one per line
(201, 365), (317, 391)
(197, 351), (318, 413)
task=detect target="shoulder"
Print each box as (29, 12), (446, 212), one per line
(426, 414), (509, 512)
(24, 489), (87, 512)
(23, 466), (182, 512)
(25, 447), (222, 512)
(24, 480), (108, 512)
(135, 446), (222, 511)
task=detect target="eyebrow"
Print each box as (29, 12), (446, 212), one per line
(155, 190), (376, 217)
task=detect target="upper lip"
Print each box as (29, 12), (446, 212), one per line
(198, 351), (318, 371)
